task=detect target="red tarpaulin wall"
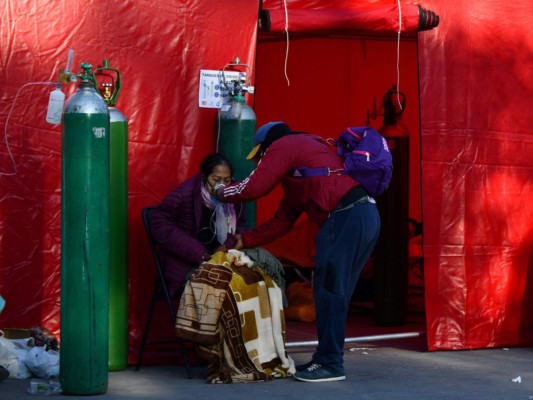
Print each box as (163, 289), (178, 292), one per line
(418, 0), (533, 350)
(1, 0), (532, 363)
(259, 0), (533, 350)
(0, 0), (259, 365)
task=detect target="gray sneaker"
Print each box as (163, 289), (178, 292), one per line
(293, 363), (346, 382)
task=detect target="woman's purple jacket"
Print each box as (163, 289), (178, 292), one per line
(150, 175), (246, 296)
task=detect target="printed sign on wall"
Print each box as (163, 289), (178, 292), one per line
(198, 69), (244, 109)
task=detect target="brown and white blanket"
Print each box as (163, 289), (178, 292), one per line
(175, 250), (295, 383)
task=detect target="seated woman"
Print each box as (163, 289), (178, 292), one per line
(150, 153), (246, 297)
(152, 153), (294, 383)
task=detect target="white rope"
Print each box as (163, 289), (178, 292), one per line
(283, 0), (290, 87)
(1, 82), (56, 176)
(396, 0), (403, 111)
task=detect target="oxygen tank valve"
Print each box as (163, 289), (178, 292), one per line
(225, 73), (254, 98)
(93, 59), (122, 106)
(221, 57), (255, 97)
(220, 57), (254, 119)
(58, 49), (77, 84)
(79, 63), (95, 83)
(240, 74), (255, 94)
(383, 85), (406, 125)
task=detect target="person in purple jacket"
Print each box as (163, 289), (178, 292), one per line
(150, 153), (246, 297)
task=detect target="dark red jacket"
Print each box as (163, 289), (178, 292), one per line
(222, 133), (357, 248)
(150, 175), (246, 295)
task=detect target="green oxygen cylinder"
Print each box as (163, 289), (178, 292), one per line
(94, 60), (129, 372)
(218, 74), (257, 228)
(60, 62), (110, 395)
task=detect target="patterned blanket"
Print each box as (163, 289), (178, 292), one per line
(175, 251), (295, 383)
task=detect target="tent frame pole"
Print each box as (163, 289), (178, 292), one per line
(285, 331), (425, 348)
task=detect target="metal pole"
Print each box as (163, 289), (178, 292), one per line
(285, 331), (425, 348)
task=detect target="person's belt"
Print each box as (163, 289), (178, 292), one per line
(334, 185), (375, 211)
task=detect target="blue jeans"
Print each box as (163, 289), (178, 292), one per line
(311, 201), (380, 373)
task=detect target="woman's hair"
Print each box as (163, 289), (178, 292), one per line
(199, 153), (234, 177)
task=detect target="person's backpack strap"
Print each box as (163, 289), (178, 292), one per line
(288, 166), (343, 178)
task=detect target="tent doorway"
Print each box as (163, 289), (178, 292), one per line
(252, 33), (425, 335)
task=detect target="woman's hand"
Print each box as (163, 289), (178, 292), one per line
(234, 234), (244, 250)
(223, 234), (244, 250)
(214, 245), (227, 253)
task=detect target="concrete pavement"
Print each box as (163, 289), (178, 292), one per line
(2, 335), (532, 399)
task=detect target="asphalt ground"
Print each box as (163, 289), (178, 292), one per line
(2, 334), (533, 400)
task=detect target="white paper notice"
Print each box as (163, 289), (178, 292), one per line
(198, 69), (244, 109)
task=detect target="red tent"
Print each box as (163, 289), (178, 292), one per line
(0, 0), (531, 365)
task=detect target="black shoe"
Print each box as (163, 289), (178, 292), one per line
(0, 366), (8, 382)
(293, 363), (346, 382)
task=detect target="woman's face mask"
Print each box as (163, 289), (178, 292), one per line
(204, 164), (232, 195)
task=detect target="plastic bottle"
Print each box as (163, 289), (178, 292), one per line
(27, 378), (62, 395)
(46, 85), (65, 124)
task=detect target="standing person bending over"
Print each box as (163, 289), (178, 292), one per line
(150, 153), (246, 297)
(214, 122), (380, 383)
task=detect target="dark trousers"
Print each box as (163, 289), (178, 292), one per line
(312, 201), (380, 373)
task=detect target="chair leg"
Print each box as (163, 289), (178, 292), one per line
(137, 288), (194, 378)
(164, 294), (193, 379)
(135, 289), (158, 371)
(178, 337), (194, 379)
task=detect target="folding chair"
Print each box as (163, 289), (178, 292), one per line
(135, 206), (193, 378)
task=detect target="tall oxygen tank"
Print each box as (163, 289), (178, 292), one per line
(374, 85), (410, 326)
(94, 60), (129, 372)
(60, 62), (110, 395)
(218, 58), (256, 228)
